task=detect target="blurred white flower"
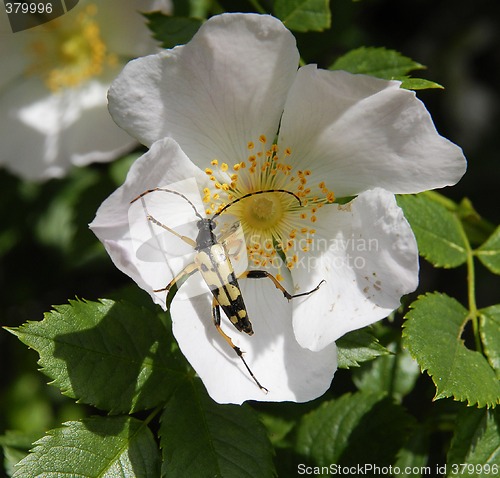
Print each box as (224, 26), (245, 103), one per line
(0, 0), (171, 180)
(91, 14), (466, 404)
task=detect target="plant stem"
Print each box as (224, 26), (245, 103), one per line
(143, 404), (163, 427)
(248, 0), (266, 14)
(460, 222), (481, 352)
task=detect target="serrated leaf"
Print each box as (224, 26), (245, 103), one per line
(330, 46), (443, 90)
(336, 329), (389, 369)
(331, 47), (425, 79)
(12, 417), (160, 478)
(274, 0), (331, 32)
(447, 407), (500, 476)
(160, 379), (275, 478)
(352, 341), (420, 402)
(295, 391), (414, 468)
(480, 305), (500, 378)
(397, 194), (468, 268)
(477, 225), (500, 274)
(7, 299), (187, 413)
(145, 13), (202, 48)
(0, 431), (41, 476)
(403, 293), (500, 407)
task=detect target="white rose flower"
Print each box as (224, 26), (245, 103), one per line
(91, 13), (466, 404)
(0, 0), (171, 180)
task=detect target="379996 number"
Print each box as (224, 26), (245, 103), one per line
(451, 464), (499, 475)
(5, 2), (53, 14)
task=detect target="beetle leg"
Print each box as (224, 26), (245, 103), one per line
(212, 297), (268, 393)
(154, 262), (198, 293)
(239, 270), (325, 301)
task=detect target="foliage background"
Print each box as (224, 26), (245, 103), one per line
(1, 0), (499, 476)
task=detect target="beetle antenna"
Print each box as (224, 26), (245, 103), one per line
(212, 189), (302, 219)
(130, 188), (204, 220)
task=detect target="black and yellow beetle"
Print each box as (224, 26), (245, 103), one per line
(131, 187), (324, 392)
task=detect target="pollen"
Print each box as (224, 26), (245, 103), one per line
(201, 135), (336, 273)
(26, 4), (116, 92)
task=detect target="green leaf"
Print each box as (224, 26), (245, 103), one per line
(160, 379), (275, 478)
(331, 47), (424, 78)
(274, 0), (331, 32)
(0, 431), (41, 476)
(399, 77), (443, 90)
(12, 417), (160, 478)
(447, 407), (500, 477)
(336, 329), (390, 369)
(7, 299), (187, 413)
(480, 305), (500, 378)
(456, 197), (496, 246)
(295, 391), (414, 468)
(352, 341), (420, 402)
(403, 293), (500, 408)
(330, 47), (442, 89)
(259, 412), (296, 448)
(394, 426), (430, 478)
(144, 13), (202, 48)
(397, 194), (468, 268)
(477, 225), (500, 274)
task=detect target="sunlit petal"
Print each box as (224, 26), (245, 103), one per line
(291, 189), (418, 351)
(108, 13), (299, 169)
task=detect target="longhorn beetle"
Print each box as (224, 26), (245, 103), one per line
(130, 187), (325, 392)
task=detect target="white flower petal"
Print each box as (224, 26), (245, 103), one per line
(171, 269), (337, 404)
(108, 13), (299, 168)
(0, 0), (172, 180)
(291, 188), (419, 351)
(97, 0), (171, 57)
(0, 75), (136, 180)
(90, 13), (467, 404)
(90, 137), (209, 309)
(279, 66), (466, 197)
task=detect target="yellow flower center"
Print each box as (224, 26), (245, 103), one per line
(25, 4), (117, 92)
(243, 193), (284, 229)
(203, 135), (336, 274)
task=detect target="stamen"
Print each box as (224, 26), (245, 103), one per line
(26, 4), (116, 92)
(202, 136), (336, 271)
